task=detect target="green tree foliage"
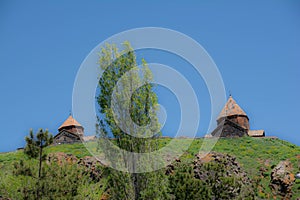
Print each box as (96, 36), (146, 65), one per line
(24, 129), (53, 179)
(96, 42), (169, 200)
(12, 130), (76, 199)
(8, 130), (105, 199)
(17, 129), (53, 199)
(169, 163), (211, 199)
(13, 160), (80, 199)
(169, 160), (256, 200)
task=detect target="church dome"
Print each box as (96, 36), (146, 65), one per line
(217, 96), (249, 131)
(58, 115), (83, 130)
(217, 96), (248, 120)
(58, 115), (84, 136)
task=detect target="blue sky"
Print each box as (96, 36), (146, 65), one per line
(0, 0), (299, 152)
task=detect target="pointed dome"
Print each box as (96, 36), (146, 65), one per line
(217, 96), (247, 119)
(58, 115), (82, 130)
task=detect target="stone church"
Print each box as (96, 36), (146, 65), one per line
(54, 96), (263, 142)
(210, 95), (265, 138)
(53, 115), (95, 144)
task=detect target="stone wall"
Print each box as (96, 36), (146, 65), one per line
(53, 131), (81, 144)
(58, 126), (84, 136)
(218, 115), (249, 131)
(211, 119), (247, 137)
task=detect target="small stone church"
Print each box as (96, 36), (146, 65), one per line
(53, 115), (95, 144)
(210, 95), (265, 138)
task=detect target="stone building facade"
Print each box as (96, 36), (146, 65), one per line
(211, 95), (265, 138)
(54, 115), (84, 144)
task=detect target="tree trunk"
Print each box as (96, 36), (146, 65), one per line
(37, 141), (43, 200)
(133, 173), (140, 200)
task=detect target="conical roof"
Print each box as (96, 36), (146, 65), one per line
(58, 115), (82, 130)
(217, 96), (247, 119)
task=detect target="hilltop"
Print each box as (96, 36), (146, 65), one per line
(0, 137), (299, 199)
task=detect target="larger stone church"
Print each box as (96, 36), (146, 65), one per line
(210, 95), (265, 138)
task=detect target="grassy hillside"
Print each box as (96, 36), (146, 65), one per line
(1, 137), (300, 199)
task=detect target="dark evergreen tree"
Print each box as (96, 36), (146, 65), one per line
(14, 129), (53, 199)
(24, 129), (53, 180)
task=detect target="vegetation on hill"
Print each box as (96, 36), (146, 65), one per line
(1, 137), (299, 199)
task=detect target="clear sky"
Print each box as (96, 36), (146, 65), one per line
(0, 0), (299, 152)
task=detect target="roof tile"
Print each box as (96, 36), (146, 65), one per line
(217, 96), (247, 119)
(58, 115), (82, 130)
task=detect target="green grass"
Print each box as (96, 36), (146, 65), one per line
(1, 137), (300, 199)
(2, 137), (298, 178)
(45, 142), (91, 158)
(0, 150), (24, 165)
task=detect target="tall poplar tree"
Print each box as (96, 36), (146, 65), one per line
(97, 42), (169, 200)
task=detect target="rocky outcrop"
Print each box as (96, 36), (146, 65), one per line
(270, 160), (295, 199)
(193, 152), (252, 184)
(193, 152), (255, 198)
(47, 152), (103, 181)
(165, 157), (181, 175)
(47, 152), (78, 164)
(78, 156), (103, 181)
